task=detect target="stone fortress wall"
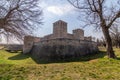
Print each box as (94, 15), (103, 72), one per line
(40, 20), (86, 41)
(23, 20), (98, 60)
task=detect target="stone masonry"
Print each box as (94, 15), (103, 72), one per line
(40, 20), (85, 41)
(23, 20), (98, 60)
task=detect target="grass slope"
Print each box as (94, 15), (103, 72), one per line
(0, 47), (120, 80)
(0, 50), (36, 64)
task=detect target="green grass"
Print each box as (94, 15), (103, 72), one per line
(0, 48), (120, 80)
(0, 50), (36, 64)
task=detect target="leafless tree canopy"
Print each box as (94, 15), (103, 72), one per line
(68, 0), (120, 28)
(0, 0), (43, 40)
(110, 26), (120, 48)
(68, 0), (120, 58)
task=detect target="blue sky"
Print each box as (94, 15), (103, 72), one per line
(2, 0), (116, 44)
(0, 0), (104, 44)
(34, 0), (103, 39)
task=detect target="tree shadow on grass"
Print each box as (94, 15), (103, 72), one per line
(8, 53), (30, 60)
(7, 50), (120, 64)
(116, 57), (120, 60)
(7, 51), (107, 63)
(30, 51), (107, 64)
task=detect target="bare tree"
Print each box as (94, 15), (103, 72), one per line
(110, 26), (120, 48)
(68, 0), (120, 58)
(0, 0), (43, 41)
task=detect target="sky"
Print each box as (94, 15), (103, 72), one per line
(0, 0), (104, 44)
(34, 0), (103, 39)
(0, 0), (117, 44)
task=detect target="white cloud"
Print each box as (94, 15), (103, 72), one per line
(46, 4), (75, 16)
(47, 6), (63, 16)
(38, 1), (48, 9)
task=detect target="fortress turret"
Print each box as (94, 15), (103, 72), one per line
(23, 36), (40, 54)
(53, 20), (67, 38)
(73, 29), (84, 40)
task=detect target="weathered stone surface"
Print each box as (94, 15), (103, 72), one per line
(23, 36), (40, 54)
(31, 39), (98, 60)
(23, 20), (98, 60)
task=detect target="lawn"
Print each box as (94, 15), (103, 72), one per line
(0, 47), (120, 80)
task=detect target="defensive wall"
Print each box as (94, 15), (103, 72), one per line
(23, 20), (98, 60)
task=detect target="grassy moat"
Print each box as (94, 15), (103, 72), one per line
(0, 47), (120, 80)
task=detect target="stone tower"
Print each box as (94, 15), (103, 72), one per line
(73, 29), (84, 40)
(23, 36), (34, 54)
(53, 20), (67, 38)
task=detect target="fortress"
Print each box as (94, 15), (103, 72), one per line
(40, 20), (91, 41)
(23, 20), (98, 60)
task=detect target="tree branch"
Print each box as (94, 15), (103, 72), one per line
(108, 11), (120, 28)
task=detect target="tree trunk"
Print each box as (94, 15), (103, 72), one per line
(102, 27), (116, 58)
(118, 42), (120, 48)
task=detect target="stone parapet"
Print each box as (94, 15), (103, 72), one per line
(31, 38), (98, 60)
